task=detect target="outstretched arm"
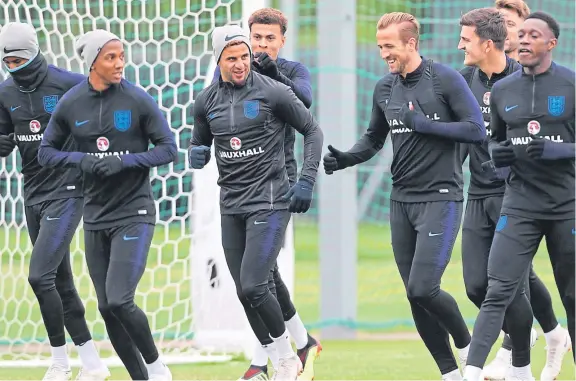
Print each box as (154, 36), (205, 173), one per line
(345, 88), (390, 165)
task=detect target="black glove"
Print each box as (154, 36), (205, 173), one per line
(250, 56), (261, 74)
(253, 52), (278, 78)
(323, 145), (354, 174)
(93, 155), (124, 177)
(0, 133), (16, 157)
(79, 155), (99, 174)
(525, 133), (570, 160)
(282, 178), (314, 213)
(481, 160), (510, 181)
(399, 102), (428, 132)
(491, 140), (516, 167)
(188, 145), (211, 169)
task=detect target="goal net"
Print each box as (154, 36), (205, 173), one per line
(0, 0), (294, 367)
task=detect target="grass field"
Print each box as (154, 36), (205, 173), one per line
(2, 339), (574, 380)
(0, 222), (573, 379)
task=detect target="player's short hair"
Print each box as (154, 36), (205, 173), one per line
(248, 8), (288, 35)
(526, 11), (560, 39)
(494, 0), (531, 19)
(377, 12), (420, 49)
(223, 40), (247, 51)
(460, 8), (507, 51)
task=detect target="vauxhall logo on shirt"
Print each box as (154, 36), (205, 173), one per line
(219, 137), (265, 159)
(16, 120), (43, 142)
(509, 120), (564, 145)
(85, 136), (130, 158)
(479, 91), (491, 115)
(389, 113), (441, 134)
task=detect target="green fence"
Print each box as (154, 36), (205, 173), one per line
(287, 0), (575, 222)
(0, 0), (572, 339)
(0, 0), (574, 225)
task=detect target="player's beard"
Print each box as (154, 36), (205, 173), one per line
(223, 67), (248, 86)
(395, 60), (406, 75)
(505, 41), (518, 56)
(386, 57), (405, 74)
(231, 70), (248, 86)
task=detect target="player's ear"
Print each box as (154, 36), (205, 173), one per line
(547, 38), (557, 51)
(407, 37), (417, 51)
(485, 39), (493, 54)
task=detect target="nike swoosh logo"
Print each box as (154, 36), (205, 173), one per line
(224, 34), (244, 41)
(123, 235), (139, 241)
(428, 232), (443, 237)
(4, 47), (24, 54)
(46, 216), (60, 221)
(254, 221), (267, 225)
(505, 105), (518, 112)
(75, 120), (89, 127)
(10, 106), (20, 112)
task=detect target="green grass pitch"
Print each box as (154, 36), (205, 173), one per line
(0, 222), (573, 379)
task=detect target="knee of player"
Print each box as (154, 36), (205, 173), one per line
(406, 281), (439, 303)
(106, 298), (136, 314)
(484, 281), (516, 305)
(465, 283), (487, 305)
(241, 283), (268, 306)
(27, 273), (55, 294)
(98, 304), (113, 318)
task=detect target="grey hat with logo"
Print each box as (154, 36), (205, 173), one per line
(0, 22), (40, 61)
(75, 29), (121, 69)
(212, 25), (252, 63)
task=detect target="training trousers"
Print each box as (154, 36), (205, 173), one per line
(25, 197), (91, 347)
(84, 222), (158, 380)
(462, 197), (559, 352)
(467, 214), (575, 368)
(221, 209), (291, 345)
(390, 200), (471, 375)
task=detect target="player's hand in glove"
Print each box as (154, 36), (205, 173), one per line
(399, 102), (428, 132)
(481, 160), (510, 181)
(282, 178), (314, 213)
(0, 133), (16, 157)
(253, 52), (279, 78)
(323, 145), (355, 174)
(79, 154), (99, 174)
(491, 140), (516, 167)
(93, 155), (124, 177)
(525, 133), (573, 160)
(188, 145), (211, 169)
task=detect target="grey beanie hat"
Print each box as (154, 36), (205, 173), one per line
(0, 22), (40, 61)
(75, 29), (121, 69)
(212, 25), (252, 63)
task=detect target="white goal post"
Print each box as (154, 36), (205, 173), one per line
(0, 0), (294, 367)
